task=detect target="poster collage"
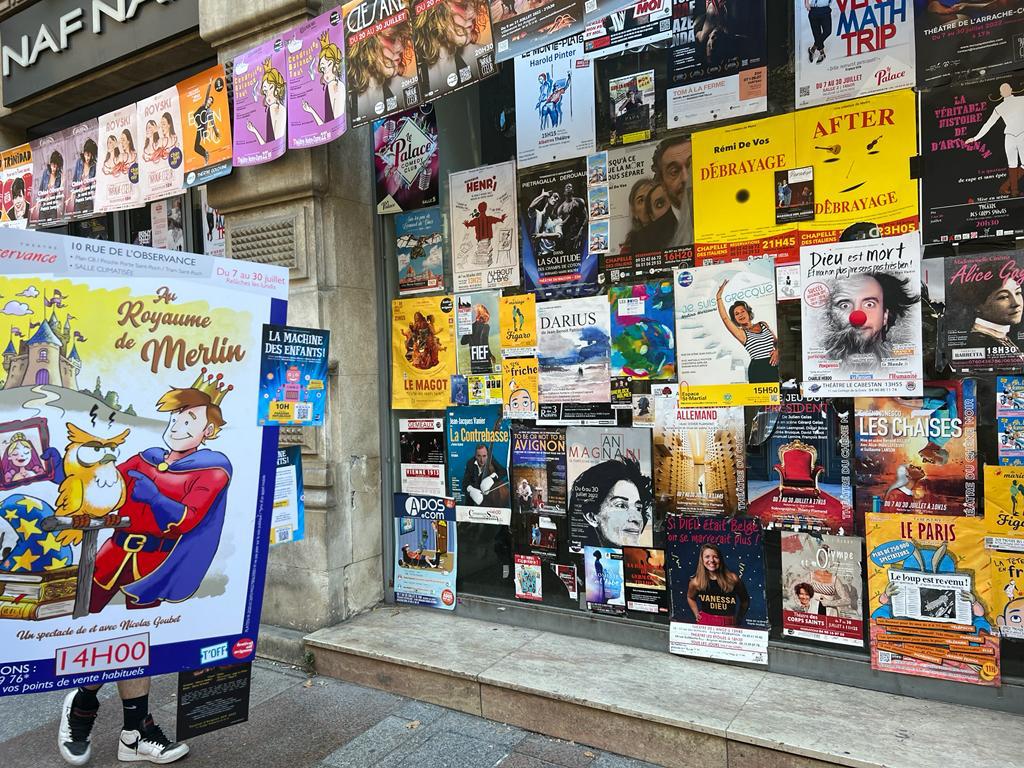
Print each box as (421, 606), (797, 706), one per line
(385, 0), (1024, 686)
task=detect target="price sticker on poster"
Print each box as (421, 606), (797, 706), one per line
(258, 325), (330, 427)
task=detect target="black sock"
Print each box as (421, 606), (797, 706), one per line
(72, 687), (100, 713)
(121, 695), (149, 732)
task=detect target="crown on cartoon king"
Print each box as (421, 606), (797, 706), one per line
(191, 367), (233, 405)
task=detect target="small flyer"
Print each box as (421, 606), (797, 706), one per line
(394, 493), (458, 610)
(514, 554), (544, 601)
(271, 446), (306, 545)
(585, 545), (626, 615)
(499, 293), (538, 357)
(258, 324), (330, 426)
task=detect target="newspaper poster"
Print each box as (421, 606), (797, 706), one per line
(519, 157), (597, 298)
(413, 0), (496, 102)
(866, 513), (999, 686)
(536, 296), (611, 404)
(399, 417), (447, 496)
(490, 0), (584, 62)
(94, 106), (141, 214)
(691, 113), (799, 263)
(257, 325), (330, 427)
(781, 531), (864, 647)
(515, 34), (596, 169)
(374, 105), (440, 215)
(983, 465), (1024, 552)
(65, 120), (98, 220)
(991, 551), (1024, 639)
(503, 357), (539, 419)
(567, 426), (653, 552)
(667, 515), (769, 664)
(585, 545), (626, 614)
(746, 387), (854, 533)
(666, 0), (768, 130)
(0, 226), (288, 694)
(450, 161), (519, 292)
(799, 232), (923, 397)
(456, 290), (501, 375)
(446, 405), (512, 524)
(286, 8), (348, 150)
(582, 0), (676, 59)
(177, 65), (232, 187)
(514, 553), (544, 600)
(136, 87), (185, 203)
(794, 89), (919, 246)
(343, 0), (421, 127)
(0, 144), (31, 229)
(608, 279), (676, 381)
(271, 446), (305, 545)
(396, 208), (445, 295)
(854, 380), (978, 518)
(653, 399), (746, 518)
(393, 493), (457, 609)
(499, 293), (537, 356)
(794, 0), (914, 109)
(921, 74), (1024, 244)
(232, 40), (289, 168)
(623, 546), (669, 614)
(914, 0), (1024, 87)
(607, 69), (656, 146)
(942, 251), (1024, 372)
(29, 133), (67, 228)
(391, 295), (457, 409)
(511, 426), (567, 517)
(674, 259), (780, 407)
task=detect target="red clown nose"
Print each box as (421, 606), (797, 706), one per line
(849, 310), (867, 327)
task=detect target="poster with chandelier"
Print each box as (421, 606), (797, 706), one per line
(287, 8), (349, 149)
(233, 39), (289, 167)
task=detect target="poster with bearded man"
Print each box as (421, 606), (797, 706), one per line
(799, 232), (923, 398)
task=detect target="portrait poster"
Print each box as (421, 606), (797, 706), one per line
(271, 446), (305, 545)
(536, 295), (611, 404)
(94, 106), (141, 214)
(514, 553), (543, 600)
(490, 0), (584, 62)
(666, 515), (769, 665)
(503, 356), (539, 419)
(393, 493), (457, 609)
(582, 0), (676, 59)
(794, 0), (914, 109)
(780, 531), (864, 647)
(391, 294), (457, 409)
(29, 132), (67, 227)
(854, 380), (978, 518)
(374, 105), (440, 215)
(136, 87), (185, 203)
(413, 0), (496, 102)
(584, 545), (626, 614)
(623, 546), (669, 614)
(396, 207), (445, 295)
(499, 292), (537, 356)
(653, 399), (746, 518)
(982, 465), (1024, 552)
(866, 513), (1000, 687)
(914, 0), (1024, 87)
(456, 290), (502, 375)
(567, 426), (653, 552)
(921, 74), (1024, 244)
(343, 0), (421, 127)
(674, 259), (780, 407)
(519, 157), (597, 298)
(691, 113), (799, 263)
(514, 34), (596, 169)
(511, 426), (567, 517)
(607, 69), (656, 145)
(177, 65), (232, 187)
(256, 325), (330, 427)
(799, 232), (923, 398)
(450, 161), (519, 292)
(65, 120), (99, 220)
(400, 417), (447, 496)
(0, 144), (31, 229)
(991, 551), (1024, 639)
(286, 8), (348, 150)
(794, 89), (919, 246)
(232, 39), (288, 167)
(446, 405), (512, 524)
(608, 278), (676, 381)
(666, 0), (767, 130)
(0, 226), (287, 694)
(941, 251), (1024, 372)
(746, 387), (854, 533)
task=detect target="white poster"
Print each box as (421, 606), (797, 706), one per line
(449, 161), (520, 292)
(537, 296), (612, 404)
(399, 418), (447, 496)
(95, 104), (142, 213)
(136, 87), (185, 203)
(149, 197), (186, 251)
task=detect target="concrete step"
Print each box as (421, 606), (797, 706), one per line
(303, 606), (1021, 768)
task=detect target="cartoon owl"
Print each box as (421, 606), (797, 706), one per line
(55, 423), (130, 547)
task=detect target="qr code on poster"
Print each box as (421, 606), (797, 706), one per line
(404, 86), (419, 105)
(293, 403), (313, 422)
(275, 527), (292, 543)
(481, 57), (494, 76)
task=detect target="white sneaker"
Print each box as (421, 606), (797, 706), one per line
(58, 689), (97, 766)
(117, 716), (189, 764)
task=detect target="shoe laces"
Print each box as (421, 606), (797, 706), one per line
(68, 707), (97, 743)
(140, 719), (172, 748)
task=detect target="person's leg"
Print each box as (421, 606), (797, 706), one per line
(117, 675), (190, 764)
(58, 684), (102, 765)
(117, 677), (151, 732)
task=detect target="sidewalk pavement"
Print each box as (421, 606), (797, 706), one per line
(0, 660), (660, 768)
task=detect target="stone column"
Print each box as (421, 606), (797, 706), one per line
(200, 0), (384, 633)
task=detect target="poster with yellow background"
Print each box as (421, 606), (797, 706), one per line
(499, 293), (537, 357)
(991, 552), (1024, 640)
(983, 464), (1024, 551)
(502, 357), (538, 419)
(391, 295), (456, 409)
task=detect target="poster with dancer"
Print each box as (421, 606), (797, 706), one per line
(799, 232), (923, 397)
(391, 295), (457, 408)
(666, 515), (769, 664)
(177, 65), (232, 187)
(396, 208), (445, 295)
(413, 0), (496, 102)
(914, 0), (1024, 87)
(536, 296), (611, 404)
(374, 105), (440, 214)
(794, 0), (914, 109)
(29, 132), (67, 227)
(608, 278), (676, 381)
(583, 0), (676, 59)
(65, 120), (99, 220)
(232, 40), (289, 167)
(394, 493), (457, 609)
(94, 105), (141, 213)
(450, 161), (519, 291)
(991, 551), (1024, 639)
(499, 292), (537, 357)
(921, 74), (1024, 244)
(781, 531), (864, 647)
(446, 405), (513, 524)
(399, 417), (447, 496)
(287, 8), (348, 149)
(456, 290), (502, 375)
(137, 87), (185, 203)
(0, 226), (287, 694)
(514, 34), (596, 169)
(490, 0), (584, 62)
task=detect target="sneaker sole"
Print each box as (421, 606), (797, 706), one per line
(117, 745), (190, 764)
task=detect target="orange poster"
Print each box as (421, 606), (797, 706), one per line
(177, 65), (233, 187)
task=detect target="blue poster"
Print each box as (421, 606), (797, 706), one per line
(393, 493), (457, 610)
(395, 208), (445, 296)
(446, 405), (512, 525)
(608, 279), (675, 380)
(257, 324), (329, 426)
(271, 446), (305, 544)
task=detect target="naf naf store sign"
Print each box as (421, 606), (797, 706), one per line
(0, 0), (199, 106)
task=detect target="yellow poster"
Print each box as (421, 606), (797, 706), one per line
(502, 357), (538, 419)
(499, 293), (536, 357)
(983, 465), (1024, 551)
(691, 113), (798, 263)
(991, 552), (1024, 640)
(795, 89), (919, 245)
(865, 514), (999, 687)
(391, 295), (456, 409)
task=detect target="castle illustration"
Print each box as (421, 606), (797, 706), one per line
(2, 310), (81, 390)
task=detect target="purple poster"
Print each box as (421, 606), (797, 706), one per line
(373, 105), (439, 215)
(64, 119), (98, 219)
(29, 132), (68, 227)
(287, 8), (348, 150)
(232, 38), (289, 167)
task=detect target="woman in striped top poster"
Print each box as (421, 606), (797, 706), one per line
(716, 281), (779, 383)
